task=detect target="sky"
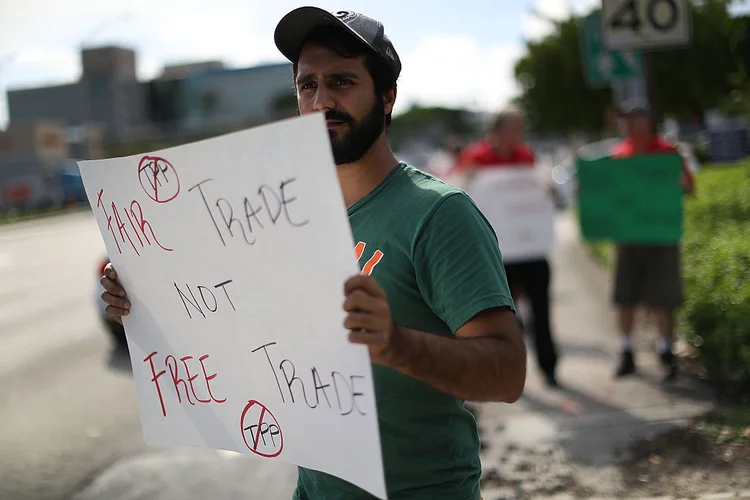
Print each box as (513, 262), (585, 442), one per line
(0, 0), (639, 129)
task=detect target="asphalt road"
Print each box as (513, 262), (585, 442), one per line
(0, 211), (296, 500)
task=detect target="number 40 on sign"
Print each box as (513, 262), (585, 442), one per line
(602, 0), (692, 51)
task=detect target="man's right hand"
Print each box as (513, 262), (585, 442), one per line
(100, 263), (131, 325)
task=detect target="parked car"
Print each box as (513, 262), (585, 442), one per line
(96, 256), (126, 347)
(59, 172), (86, 205)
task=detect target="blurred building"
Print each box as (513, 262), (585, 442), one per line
(2, 45), (295, 209)
(0, 121), (91, 209)
(160, 61), (225, 80)
(0, 121), (105, 161)
(6, 45), (295, 145)
(8, 47), (147, 143)
(178, 63), (296, 133)
(0, 121), (70, 159)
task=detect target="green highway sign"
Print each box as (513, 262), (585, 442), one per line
(581, 10), (643, 88)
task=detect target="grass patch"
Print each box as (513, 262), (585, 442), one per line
(696, 405), (750, 443)
(586, 240), (614, 269)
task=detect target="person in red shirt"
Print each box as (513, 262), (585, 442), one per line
(610, 104), (695, 381)
(454, 111), (535, 170)
(454, 110), (560, 388)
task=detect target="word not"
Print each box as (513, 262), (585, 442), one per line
(188, 178), (309, 247)
(174, 279), (236, 319)
(240, 400), (284, 458)
(144, 351), (226, 417)
(96, 188), (172, 256)
(252, 342), (367, 416)
(138, 156), (181, 204)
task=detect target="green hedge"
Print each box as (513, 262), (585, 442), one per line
(680, 163), (750, 401)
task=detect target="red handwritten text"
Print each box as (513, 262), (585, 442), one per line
(96, 188), (172, 256)
(144, 351), (226, 417)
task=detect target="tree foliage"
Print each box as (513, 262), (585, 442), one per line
(271, 91), (299, 120)
(654, 0), (750, 119)
(388, 105), (481, 150)
(514, 0), (750, 134)
(514, 17), (613, 135)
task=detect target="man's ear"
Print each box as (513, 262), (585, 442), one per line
(383, 84), (397, 116)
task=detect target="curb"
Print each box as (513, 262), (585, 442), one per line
(610, 491), (750, 500)
(478, 489), (750, 500)
(494, 490), (750, 500)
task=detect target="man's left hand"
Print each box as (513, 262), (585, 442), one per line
(343, 275), (403, 366)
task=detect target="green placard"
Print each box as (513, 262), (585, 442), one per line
(577, 155), (684, 243)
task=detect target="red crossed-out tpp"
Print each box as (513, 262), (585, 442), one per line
(241, 400), (284, 458)
(138, 156), (180, 203)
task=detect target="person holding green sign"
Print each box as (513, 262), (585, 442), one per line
(610, 104), (695, 381)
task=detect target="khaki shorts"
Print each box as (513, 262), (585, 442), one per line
(613, 244), (684, 309)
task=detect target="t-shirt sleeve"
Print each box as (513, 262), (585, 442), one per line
(412, 193), (515, 333)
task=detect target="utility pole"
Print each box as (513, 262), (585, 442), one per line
(643, 51), (662, 131)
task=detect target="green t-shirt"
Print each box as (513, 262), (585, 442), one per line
(294, 163), (515, 500)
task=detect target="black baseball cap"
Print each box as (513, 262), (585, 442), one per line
(274, 7), (402, 80)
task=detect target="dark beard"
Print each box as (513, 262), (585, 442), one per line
(326, 96), (385, 165)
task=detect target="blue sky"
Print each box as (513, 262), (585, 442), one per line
(8, 0), (747, 129)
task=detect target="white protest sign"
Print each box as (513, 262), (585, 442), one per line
(459, 167), (556, 263)
(77, 113), (386, 499)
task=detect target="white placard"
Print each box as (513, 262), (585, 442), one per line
(77, 113), (386, 499)
(602, 0), (691, 51)
(457, 168), (556, 264)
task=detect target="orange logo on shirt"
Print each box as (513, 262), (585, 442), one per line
(354, 241), (384, 276)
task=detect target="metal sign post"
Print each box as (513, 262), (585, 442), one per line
(600, 0), (692, 124)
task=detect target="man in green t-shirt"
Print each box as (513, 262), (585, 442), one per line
(100, 7), (526, 499)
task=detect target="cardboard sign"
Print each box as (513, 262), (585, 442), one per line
(452, 168), (556, 263)
(577, 154), (684, 243)
(77, 114), (387, 499)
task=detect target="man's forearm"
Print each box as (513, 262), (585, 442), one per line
(386, 326), (526, 403)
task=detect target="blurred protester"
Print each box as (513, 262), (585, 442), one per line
(452, 109), (560, 388)
(610, 103), (695, 381)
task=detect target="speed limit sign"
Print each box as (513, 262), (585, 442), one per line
(602, 0), (691, 51)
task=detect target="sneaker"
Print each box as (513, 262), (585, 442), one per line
(615, 350), (636, 378)
(660, 351), (678, 382)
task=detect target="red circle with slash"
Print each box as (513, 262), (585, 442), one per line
(138, 155), (180, 203)
(240, 400), (284, 458)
